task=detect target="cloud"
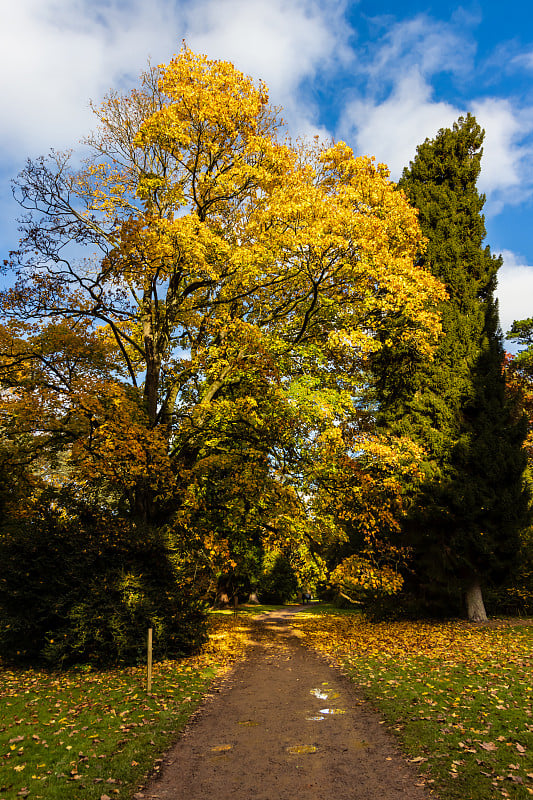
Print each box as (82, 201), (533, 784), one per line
(355, 12), (475, 89)
(0, 0), (351, 258)
(0, 0), (350, 162)
(509, 49), (533, 72)
(338, 11), (533, 203)
(340, 69), (461, 177)
(496, 250), (533, 336)
(337, 14), (474, 177)
(183, 0), (352, 137)
(0, 0), (188, 157)
(473, 98), (533, 213)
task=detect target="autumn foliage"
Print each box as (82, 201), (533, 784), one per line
(294, 612), (533, 800)
(0, 48), (452, 661)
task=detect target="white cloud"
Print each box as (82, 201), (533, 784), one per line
(337, 14), (474, 177)
(0, 0), (351, 258)
(510, 50), (533, 71)
(496, 250), (533, 336)
(184, 0), (352, 137)
(340, 69), (461, 177)
(0, 0), (189, 156)
(0, 0), (350, 162)
(357, 13), (474, 87)
(338, 12), (533, 206)
(473, 99), (533, 213)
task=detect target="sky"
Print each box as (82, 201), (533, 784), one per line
(1, 0), (532, 339)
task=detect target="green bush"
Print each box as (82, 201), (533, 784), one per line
(485, 527), (533, 616)
(0, 491), (208, 666)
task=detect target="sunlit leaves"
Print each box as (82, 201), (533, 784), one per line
(330, 555), (404, 598)
(1, 45), (447, 603)
(0, 615), (250, 799)
(295, 612), (533, 800)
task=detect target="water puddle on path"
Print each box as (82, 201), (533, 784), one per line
(319, 708), (346, 715)
(286, 745), (318, 754)
(310, 687), (340, 700)
(310, 689), (329, 700)
(309, 686), (345, 717)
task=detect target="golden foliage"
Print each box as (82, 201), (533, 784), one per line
(1, 46), (446, 584)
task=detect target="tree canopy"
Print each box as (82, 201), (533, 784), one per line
(5, 52), (528, 660)
(0, 48), (445, 605)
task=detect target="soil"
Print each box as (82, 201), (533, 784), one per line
(139, 607), (437, 800)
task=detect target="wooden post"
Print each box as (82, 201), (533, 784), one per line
(147, 628), (153, 695)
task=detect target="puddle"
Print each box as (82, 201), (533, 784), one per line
(306, 715), (325, 721)
(310, 689), (329, 700)
(237, 721), (259, 727)
(319, 708), (346, 715)
(310, 688), (340, 700)
(286, 745), (317, 754)
(210, 744), (232, 752)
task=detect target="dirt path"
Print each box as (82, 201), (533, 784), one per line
(139, 608), (436, 800)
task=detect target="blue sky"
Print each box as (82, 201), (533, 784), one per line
(1, 0), (532, 336)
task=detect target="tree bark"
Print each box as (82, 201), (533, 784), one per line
(465, 579), (488, 622)
(215, 591), (231, 607)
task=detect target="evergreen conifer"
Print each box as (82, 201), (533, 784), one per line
(375, 114), (529, 619)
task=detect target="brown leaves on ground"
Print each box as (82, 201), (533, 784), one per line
(293, 613), (533, 800)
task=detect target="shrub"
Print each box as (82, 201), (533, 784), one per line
(0, 491), (208, 666)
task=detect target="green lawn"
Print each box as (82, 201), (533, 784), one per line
(3, 605), (531, 800)
(294, 610), (533, 800)
(0, 615), (251, 800)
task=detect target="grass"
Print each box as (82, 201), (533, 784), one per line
(5, 601), (530, 800)
(210, 603), (291, 617)
(294, 609), (533, 800)
(0, 614), (252, 800)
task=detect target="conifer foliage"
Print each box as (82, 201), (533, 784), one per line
(379, 114), (530, 619)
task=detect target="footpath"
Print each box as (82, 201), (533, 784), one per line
(139, 608), (436, 800)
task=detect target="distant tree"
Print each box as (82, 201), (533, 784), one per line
(374, 114), (530, 620)
(507, 318), (533, 379)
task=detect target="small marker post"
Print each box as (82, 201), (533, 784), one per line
(147, 628), (153, 695)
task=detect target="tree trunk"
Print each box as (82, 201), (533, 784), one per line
(215, 591), (231, 607)
(465, 579), (488, 622)
(248, 591), (260, 604)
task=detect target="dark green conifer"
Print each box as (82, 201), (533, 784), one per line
(376, 114), (529, 619)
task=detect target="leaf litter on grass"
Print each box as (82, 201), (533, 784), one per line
(294, 613), (533, 800)
(0, 614), (252, 800)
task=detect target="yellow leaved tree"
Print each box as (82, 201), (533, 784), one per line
(1, 47), (445, 600)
